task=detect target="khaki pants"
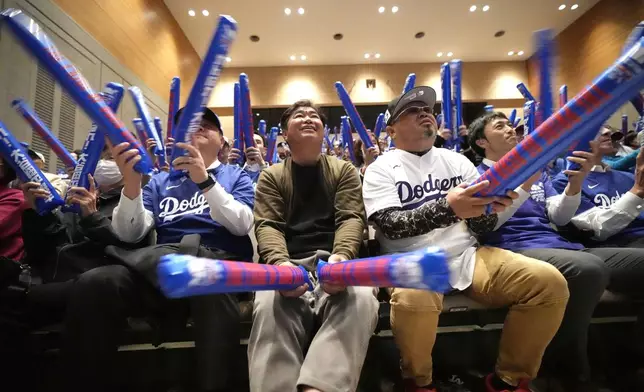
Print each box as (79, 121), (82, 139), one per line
(390, 246), (570, 387)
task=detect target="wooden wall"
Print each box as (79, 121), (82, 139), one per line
(528, 0), (644, 96)
(52, 0), (200, 103)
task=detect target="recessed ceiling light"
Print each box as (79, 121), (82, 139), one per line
(469, 5), (477, 12)
(250, 35), (260, 42)
(378, 6), (385, 13)
(559, 4), (566, 10)
(202, 10), (209, 16)
(284, 8), (291, 15)
(256, 113), (260, 116)
(415, 31), (425, 39)
(494, 30), (505, 38)
(298, 7), (305, 15)
(518, 50), (524, 56)
(391, 6), (399, 13)
(447, 52), (453, 57)
(508, 51), (515, 56)
(437, 52), (444, 57)
(482, 5), (490, 12)
(571, 4), (579, 10)
(333, 33), (343, 40)
(300, 55), (307, 60)
(188, 9), (195, 16)
(364, 53), (371, 59)
(226, 57), (231, 62)
(290, 55), (296, 61)
(375, 53), (381, 59)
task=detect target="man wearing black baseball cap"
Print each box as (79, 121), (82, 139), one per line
(362, 87), (569, 392)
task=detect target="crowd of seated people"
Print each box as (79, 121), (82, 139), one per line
(1, 85), (644, 392)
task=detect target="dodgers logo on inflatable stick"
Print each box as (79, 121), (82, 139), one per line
(0, 9), (153, 175)
(402, 73), (416, 94)
(517, 82), (537, 102)
(317, 247), (450, 292)
(129, 87), (167, 167)
(258, 119), (266, 138)
(64, 83), (125, 213)
(12, 99), (77, 168)
(559, 85), (568, 108)
(536, 30), (555, 126)
(169, 15), (237, 178)
(341, 116), (356, 163)
(335, 82), (374, 149)
(523, 101), (536, 135)
(450, 60), (464, 130)
(265, 127), (279, 164)
(0, 120), (63, 214)
(167, 77), (180, 141)
(239, 73), (256, 150)
(157, 255), (314, 298)
(440, 63), (453, 148)
(472, 36), (644, 198)
(373, 113), (385, 139)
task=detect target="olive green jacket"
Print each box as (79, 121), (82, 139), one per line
(254, 155), (366, 265)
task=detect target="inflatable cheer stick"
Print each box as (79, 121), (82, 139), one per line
(239, 73), (256, 151)
(622, 114), (629, 134)
(472, 37), (644, 198)
(536, 29), (555, 126)
(440, 63), (453, 148)
(64, 83), (125, 213)
(335, 82), (374, 149)
(129, 87), (167, 167)
(317, 247), (450, 293)
(402, 73), (416, 94)
(0, 120), (63, 214)
(508, 109), (517, 126)
(154, 117), (165, 154)
(167, 77), (180, 140)
(12, 99), (77, 168)
(258, 119), (266, 138)
(450, 60), (464, 130)
(484, 105), (494, 113)
(341, 116), (356, 163)
(0, 9), (153, 175)
(517, 82), (537, 102)
(623, 22), (644, 116)
(559, 85), (568, 108)
(157, 255), (313, 298)
(170, 15), (237, 177)
(132, 118), (147, 146)
(373, 113), (385, 139)
(232, 82), (244, 164)
(265, 127), (279, 164)
(523, 101), (536, 135)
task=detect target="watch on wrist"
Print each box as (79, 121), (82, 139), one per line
(196, 173), (215, 190)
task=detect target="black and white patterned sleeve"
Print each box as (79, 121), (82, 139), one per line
(465, 213), (498, 235)
(370, 198), (461, 240)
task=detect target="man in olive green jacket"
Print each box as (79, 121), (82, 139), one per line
(248, 99), (379, 392)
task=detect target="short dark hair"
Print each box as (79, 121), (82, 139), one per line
(253, 132), (267, 147)
(280, 99), (327, 131)
(468, 111), (509, 158)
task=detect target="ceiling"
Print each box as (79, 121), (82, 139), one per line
(164, 0), (601, 67)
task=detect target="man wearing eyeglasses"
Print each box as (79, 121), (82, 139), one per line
(362, 87), (569, 392)
(60, 107), (255, 392)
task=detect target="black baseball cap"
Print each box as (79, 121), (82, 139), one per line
(174, 107), (222, 132)
(384, 86), (437, 126)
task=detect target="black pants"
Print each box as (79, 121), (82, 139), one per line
(61, 263), (240, 392)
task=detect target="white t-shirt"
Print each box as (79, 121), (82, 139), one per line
(362, 147), (480, 290)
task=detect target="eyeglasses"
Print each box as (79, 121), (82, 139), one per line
(393, 105), (433, 123)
